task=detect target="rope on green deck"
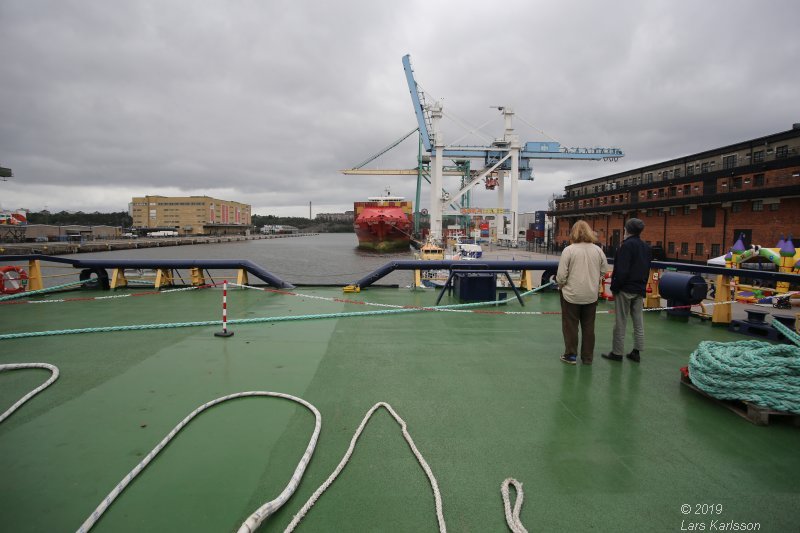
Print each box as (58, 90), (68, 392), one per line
(688, 340), (800, 414)
(501, 478), (528, 533)
(76, 391), (322, 533)
(0, 279), (87, 302)
(0, 363), (60, 423)
(0, 283), (554, 341)
(283, 402), (448, 533)
(771, 319), (800, 347)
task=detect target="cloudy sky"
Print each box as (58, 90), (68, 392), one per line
(1, 0), (798, 217)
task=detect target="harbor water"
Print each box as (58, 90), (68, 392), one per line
(39, 233), (552, 287)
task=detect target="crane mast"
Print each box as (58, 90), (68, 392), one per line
(401, 54), (624, 243)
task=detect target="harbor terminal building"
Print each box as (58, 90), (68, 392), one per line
(550, 124), (800, 261)
(130, 195), (252, 236)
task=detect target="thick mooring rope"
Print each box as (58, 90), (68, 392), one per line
(76, 392), (322, 533)
(0, 363), (60, 423)
(771, 319), (800, 347)
(0, 284), (555, 341)
(0, 279), (87, 302)
(689, 340), (800, 414)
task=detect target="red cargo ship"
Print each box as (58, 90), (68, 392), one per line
(353, 194), (413, 252)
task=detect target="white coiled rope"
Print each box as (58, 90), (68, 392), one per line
(76, 391), (322, 533)
(501, 478), (528, 533)
(283, 402), (447, 532)
(0, 363), (60, 423)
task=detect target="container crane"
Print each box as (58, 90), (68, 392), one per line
(402, 54), (624, 243)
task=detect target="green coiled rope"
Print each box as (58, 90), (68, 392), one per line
(0, 280), (87, 302)
(689, 339), (800, 414)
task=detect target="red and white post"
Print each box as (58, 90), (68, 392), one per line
(214, 280), (234, 338)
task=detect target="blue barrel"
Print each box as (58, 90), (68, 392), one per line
(658, 272), (707, 316)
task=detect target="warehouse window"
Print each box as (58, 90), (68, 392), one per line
(775, 145), (788, 159)
(684, 205), (691, 215)
(681, 242), (689, 255)
(753, 150), (764, 163)
(668, 242), (675, 254)
(752, 200), (763, 212)
(702, 207), (716, 227)
(753, 174), (765, 186)
(731, 203), (742, 213)
(695, 243), (704, 256)
(711, 244), (721, 257)
(722, 155), (737, 169)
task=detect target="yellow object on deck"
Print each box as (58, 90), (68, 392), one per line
(154, 269), (174, 289)
(190, 268), (205, 286)
(343, 285), (360, 293)
(110, 268), (128, 289)
(26, 259), (43, 291)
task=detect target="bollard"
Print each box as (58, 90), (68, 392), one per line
(214, 280), (234, 338)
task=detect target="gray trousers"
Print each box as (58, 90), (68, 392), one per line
(612, 291), (644, 355)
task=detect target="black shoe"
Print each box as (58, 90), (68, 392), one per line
(560, 354), (577, 365)
(627, 349), (641, 363)
(601, 352), (623, 361)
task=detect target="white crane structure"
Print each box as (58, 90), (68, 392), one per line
(401, 54), (624, 243)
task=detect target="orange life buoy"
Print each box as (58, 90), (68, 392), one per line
(0, 265), (28, 294)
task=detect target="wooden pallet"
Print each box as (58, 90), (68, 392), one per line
(680, 374), (800, 427)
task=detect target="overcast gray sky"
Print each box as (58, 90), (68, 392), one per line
(1, 0), (798, 217)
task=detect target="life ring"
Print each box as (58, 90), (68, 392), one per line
(0, 265), (28, 294)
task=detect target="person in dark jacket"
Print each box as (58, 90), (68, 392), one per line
(602, 218), (651, 363)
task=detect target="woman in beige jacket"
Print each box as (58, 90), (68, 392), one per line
(555, 220), (610, 365)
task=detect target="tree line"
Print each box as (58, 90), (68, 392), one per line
(23, 211), (353, 233)
(26, 211), (133, 227)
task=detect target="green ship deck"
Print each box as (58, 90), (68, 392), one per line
(1, 284), (798, 532)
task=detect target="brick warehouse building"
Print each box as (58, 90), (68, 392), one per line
(551, 124), (800, 262)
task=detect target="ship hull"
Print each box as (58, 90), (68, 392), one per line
(354, 225), (411, 252)
(354, 201), (412, 252)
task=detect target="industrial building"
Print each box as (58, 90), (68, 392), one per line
(551, 124), (800, 261)
(130, 195), (252, 236)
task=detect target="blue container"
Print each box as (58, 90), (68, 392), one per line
(453, 272), (496, 302)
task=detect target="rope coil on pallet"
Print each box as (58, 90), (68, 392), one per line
(688, 340), (800, 414)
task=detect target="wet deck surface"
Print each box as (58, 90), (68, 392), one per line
(1, 285), (799, 532)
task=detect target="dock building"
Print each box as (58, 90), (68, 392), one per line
(130, 195), (252, 236)
(551, 124), (800, 261)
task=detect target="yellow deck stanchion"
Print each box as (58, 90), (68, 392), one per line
(518, 270), (533, 291)
(414, 269), (422, 288)
(712, 274), (732, 324)
(645, 268), (661, 308)
(110, 268), (128, 289)
(236, 269), (249, 287)
(26, 259), (43, 291)
(190, 268), (206, 286)
(154, 269), (174, 289)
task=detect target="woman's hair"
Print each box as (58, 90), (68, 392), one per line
(569, 220), (598, 244)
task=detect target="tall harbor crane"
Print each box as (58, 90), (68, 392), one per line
(402, 54), (624, 243)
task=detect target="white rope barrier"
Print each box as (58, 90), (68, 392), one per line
(0, 363), (59, 423)
(76, 392), (321, 533)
